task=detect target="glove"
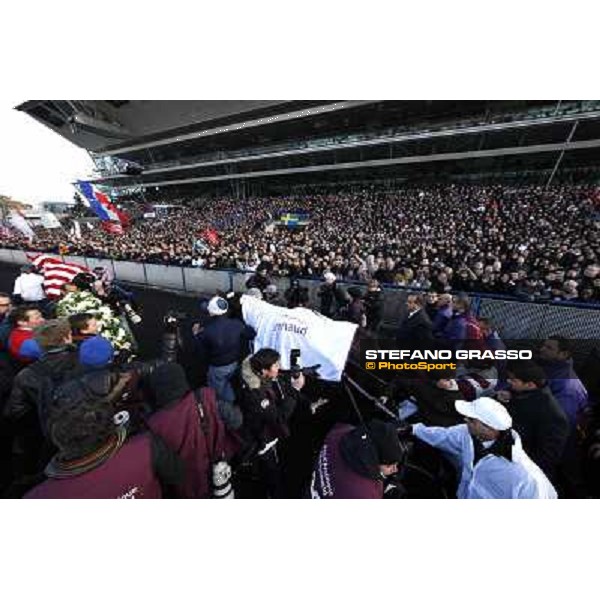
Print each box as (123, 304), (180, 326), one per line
(383, 474), (407, 499)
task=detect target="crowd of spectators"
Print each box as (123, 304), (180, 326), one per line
(2, 184), (600, 303)
(0, 258), (598, 498)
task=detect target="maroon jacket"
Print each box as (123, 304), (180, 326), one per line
(310, 423), (384, 499)
(24, 434), (162, 499)
(147, 389), (235, 499)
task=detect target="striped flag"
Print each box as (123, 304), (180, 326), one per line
(74, 181), (130, 229)
(27, 254), (90, 299)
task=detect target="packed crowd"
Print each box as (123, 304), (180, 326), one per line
(0, 260), (597, 499)
(2, 184), (600, 302)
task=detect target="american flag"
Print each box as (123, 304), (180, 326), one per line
(27, 254), (90, 299)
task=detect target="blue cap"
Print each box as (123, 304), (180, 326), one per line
(79, 335), (115, 369)
(19, 339), (42, 360)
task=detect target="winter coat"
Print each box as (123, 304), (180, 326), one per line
(508, 386), (569, 481)
(193, 316), (255, 367)
(239, 356), (299, 451)
(310, 423), (384, 499)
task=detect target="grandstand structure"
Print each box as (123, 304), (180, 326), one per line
(16, 100), (600, 200)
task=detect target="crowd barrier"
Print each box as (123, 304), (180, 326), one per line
(1, 251), (599, 352)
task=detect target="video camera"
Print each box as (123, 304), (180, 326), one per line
(281, 348), (322, 380)
(164, 310), (188, 330)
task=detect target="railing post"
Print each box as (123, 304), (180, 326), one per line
(181, 266), (188, 292)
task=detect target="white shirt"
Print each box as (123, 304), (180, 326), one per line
(13, 273), (46, 302)
(413, 423), (557, 499)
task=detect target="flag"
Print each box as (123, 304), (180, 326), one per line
(101, 221), (124, 235)
(277, 212), (310, 228)
(201, 227), (220, 245)
(27, 254), (90, 299)
(74, 181), (129, 227)
(8, 210), (35, 240)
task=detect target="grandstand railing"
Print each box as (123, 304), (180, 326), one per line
(1, 248), (599, 348)
(92, 101), (600, 181)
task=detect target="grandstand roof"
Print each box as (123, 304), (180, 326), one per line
(15, 100), (361, 153)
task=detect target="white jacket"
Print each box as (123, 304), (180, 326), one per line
(413, 423), (557, 499)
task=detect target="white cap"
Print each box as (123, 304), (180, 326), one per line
(207, 296), (229, 316)
(323, 271), (336, 283)
(455, 397), (512, 431)
(245, 287), (263, 299)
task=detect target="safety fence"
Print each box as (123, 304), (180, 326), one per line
(1, 248), (599, 349)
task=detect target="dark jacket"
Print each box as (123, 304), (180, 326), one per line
(508, 386), (569, 480)
(239, 356), (299, 450)
(193, 316), (255, 367)
(310, 423), (384, 499)
(540, 359), (589, 428)
(365, 289), (385, 331)
(347, 298), (366, 326)
(246, 273), (270, 291)
(402, 380), (465, 427)
(4, 346), (80, 424)
(431, 304), (453, 337)
(396, 309), (434, 350)
(318, 283), (348, 318)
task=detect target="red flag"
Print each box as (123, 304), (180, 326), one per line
(101, 221), (124, 235)
(202, 227), (220, 245)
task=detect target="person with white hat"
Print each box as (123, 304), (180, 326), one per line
(193, 296), (256, 406)
(407, 396), (557, 499)
(318, 272), (348, 318)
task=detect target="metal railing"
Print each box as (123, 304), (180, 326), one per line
(1, 248), (599, 347)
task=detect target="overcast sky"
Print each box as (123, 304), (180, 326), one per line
(0, 99), (94, 206)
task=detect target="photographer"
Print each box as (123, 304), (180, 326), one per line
(310, 419), (406, 499)
(239, 348), (305, 498)
(285, 279), (310, 309)
(24, 373), (186, 499)
(145, 363), (238, 498)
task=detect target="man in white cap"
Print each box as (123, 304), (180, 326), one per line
(193, 296), (256, 406)
(407, 397), (557, 499)
(318, 272), (348, 318)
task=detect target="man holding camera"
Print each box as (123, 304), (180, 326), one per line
(239, 348), (305, 498)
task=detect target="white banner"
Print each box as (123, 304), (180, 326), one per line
(8, 211), (35, 240)
(241, 295), (357, 382)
